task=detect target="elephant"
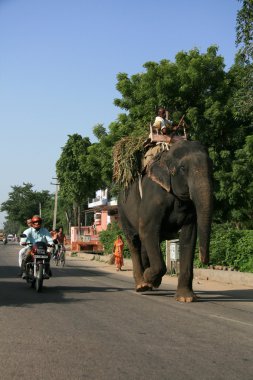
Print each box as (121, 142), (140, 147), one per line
(117, 140), (213, 302)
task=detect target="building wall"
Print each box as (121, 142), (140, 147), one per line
(71, 208), (118, 242)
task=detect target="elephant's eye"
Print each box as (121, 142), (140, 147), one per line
(179, 166), (185, 174)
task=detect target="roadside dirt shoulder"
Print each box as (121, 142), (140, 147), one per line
(66, 251), (253, 292)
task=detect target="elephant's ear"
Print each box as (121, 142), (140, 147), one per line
(147, 160), (172, 192)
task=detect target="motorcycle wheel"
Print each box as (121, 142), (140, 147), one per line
(27, 278), (35, 288)
(26, 268), (35, 288)
(26, 278), (35, 288)
(35, 264), (43, 292)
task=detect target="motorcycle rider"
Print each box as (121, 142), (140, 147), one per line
(20, 215), (54, 279)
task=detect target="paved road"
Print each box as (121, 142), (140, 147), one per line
(0, 242), (253, 380)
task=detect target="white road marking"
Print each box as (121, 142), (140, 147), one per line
(210, 314), (253, 327)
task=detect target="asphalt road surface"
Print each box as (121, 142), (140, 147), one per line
(0, 242), (253, 380)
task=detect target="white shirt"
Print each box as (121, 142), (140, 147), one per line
(20, 227), (54, 245)
(153, 116), (173, 132)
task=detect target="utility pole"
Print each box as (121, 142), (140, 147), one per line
(51, 178), (60, 230)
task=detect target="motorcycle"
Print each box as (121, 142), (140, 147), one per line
(20, 235), (53, 292)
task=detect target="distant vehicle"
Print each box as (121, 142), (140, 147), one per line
(7, 234), (14, 241)
(0, 232), (5, 241)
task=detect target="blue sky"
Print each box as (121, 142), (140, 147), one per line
(0, 0), (241, 228)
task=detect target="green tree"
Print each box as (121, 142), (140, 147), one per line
(86, 119), (134, 195)
(0, 183), (53, 232)
(211, 0), (253, 226)
(85, 124), (111, 190)
(228, 135), (253, 227)
(236, 0), (253, 64)
(56, 134), (96, 226)
(113, 46), (253, 228)
(233, 0), (253, 119)
(114, 46), (240, 152)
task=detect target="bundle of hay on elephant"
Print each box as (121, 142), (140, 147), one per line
(113, 137), (213, 302)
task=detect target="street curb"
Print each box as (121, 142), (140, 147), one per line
(66, 251), (253, 288)
(194, 268), (253, 287)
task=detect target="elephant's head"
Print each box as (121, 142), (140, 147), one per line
(147, 140), (213, 264)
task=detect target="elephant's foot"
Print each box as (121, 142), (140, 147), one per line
(136, 283), (153, 292)
(143, 268), (165, 290)
(175, 289), (198, 303)
(135, 279), (162, 292)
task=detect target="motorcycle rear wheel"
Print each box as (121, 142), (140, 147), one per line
(35, 264), (43, 292)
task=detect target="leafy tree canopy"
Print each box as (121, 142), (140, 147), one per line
(0, 183), (52, 232)
(236, 0), (253, 64)
(233, 0), (253, 119)
(56, 134), (95, 206)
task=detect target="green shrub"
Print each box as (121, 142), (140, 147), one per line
(99, 222), (130, 258)
(100, 222), (253, 273)
(194, 224), (253, 272)
(234, 231), (253, 272)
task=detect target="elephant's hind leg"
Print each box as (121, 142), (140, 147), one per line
(175, 224), (198, 302)
(175, 289), (198, 302)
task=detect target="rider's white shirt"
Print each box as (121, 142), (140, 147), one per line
(20, 227), (53, 245)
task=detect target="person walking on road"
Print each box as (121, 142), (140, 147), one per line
(113, 235), (124, 271)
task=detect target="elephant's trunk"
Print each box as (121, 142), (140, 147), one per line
(190, 172), (213, 265)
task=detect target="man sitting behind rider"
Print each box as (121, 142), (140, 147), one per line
(17, 218), (32, 276)
(20, 215), (54, 278)
(50, 228), (59, 258)
(153, 107), (173, 135)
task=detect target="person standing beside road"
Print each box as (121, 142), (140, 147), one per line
(113, 235), (124, 271)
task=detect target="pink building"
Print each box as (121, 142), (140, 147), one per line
(71, 189), (118, 252)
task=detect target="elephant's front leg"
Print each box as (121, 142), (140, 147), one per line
(139, 224), (167, 289)
(176, 223), (198, 302)
(126, 237), (152, 292)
